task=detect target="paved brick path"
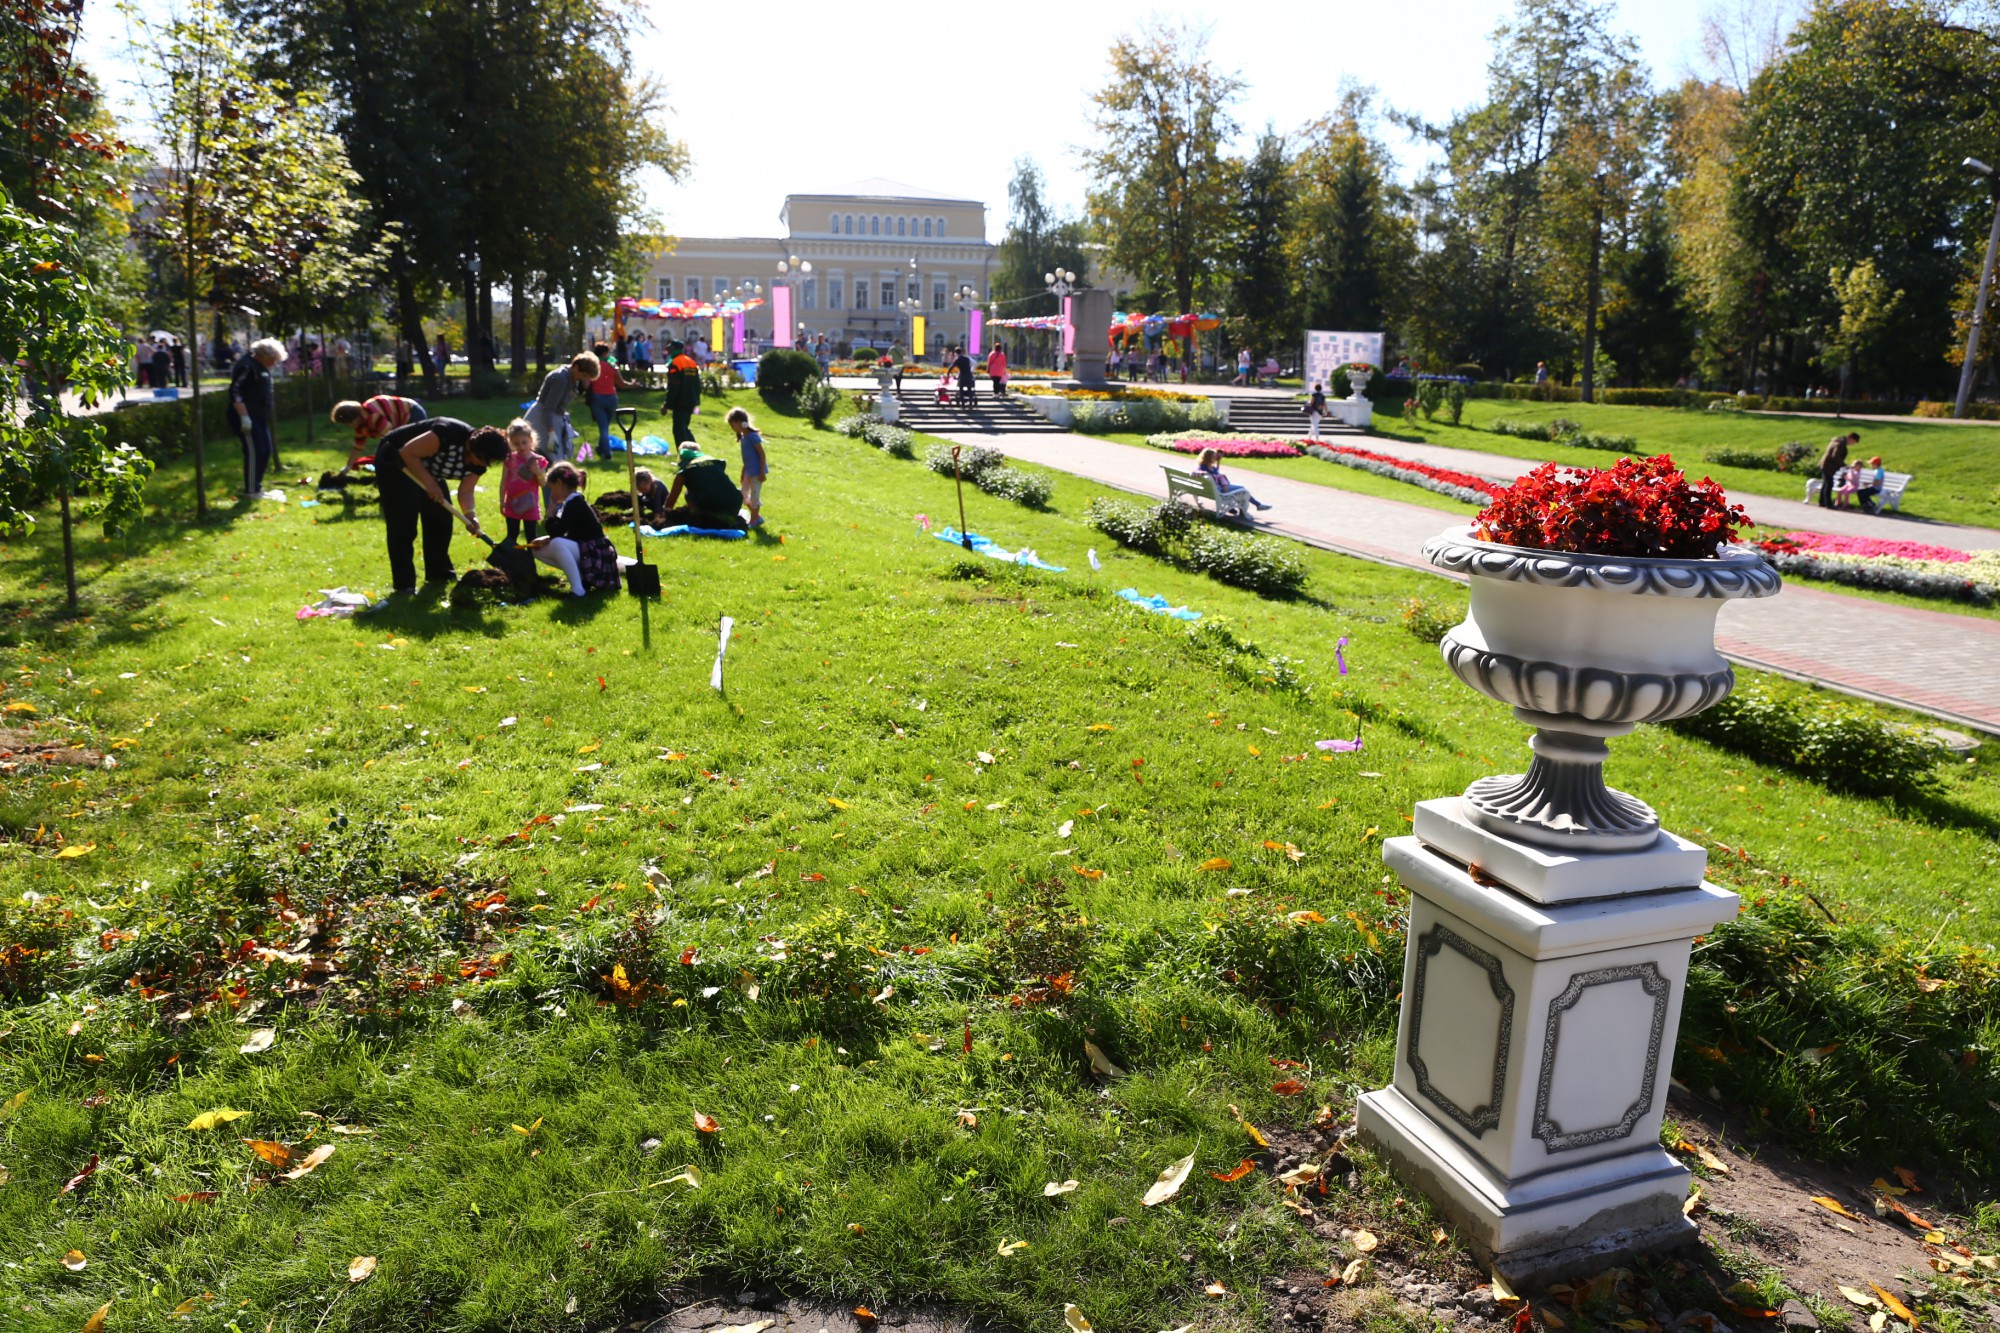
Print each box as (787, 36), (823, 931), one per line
(936, 428), (2000, 734)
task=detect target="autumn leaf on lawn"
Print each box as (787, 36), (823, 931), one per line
(172, 1192), (218, 1204)
(1339, 1258), (1368, 1286)
(1894, 1166), (1922, 1192)
(1490, 1271), (1522, 1305)
(1072, 865), (1103, 880)
(976, 751), (994, 764)
(1242, 1121), (1270, 1149)
(664, 1164), (704, 1189)
(1870, 1285), (1917, 1325)
(1873, 1176), (1908, 1198)
(996, 1239), (1029, 1256)
(242, 1139), (294, 1168)
(80, 1302), (111, 1333)
(1674, 1139), (1729, 1173)
(713, 1322), (775, 1333)
(1211, 1160), (1255, 1183)
(1353, 1229), (1379, 1253)
(1197, 857), (1231, 872)
(1043, 1179), (1080, 1196)
(1277, 1164), (1320, 1187)
(852, 1309), (877, 1325)
(511, 1117), (543, 1137)
(1085, 724), (1114, 732)
(168, 1295), (215, 1317)
(1881, 1196), (1939, 1231)
(1683, 1187), (1705, 1218)
(279, 1143), (335, 1181)
(693, 1111), (720, 1134)
(1837, 1286), (1880, 1309)
(1142, 1149), (1196, 1206)
(62, 1250), (87, 1271)
(348, 1256), (376, 1283)
(1083, 1040), (1124, 1078)
(59, 1154), (99, 1196)
(956, 1109), (978, 1128)
(827, 797), (850, 810)
(1063, 1305), (1092, 1333)
(0, 1089), (27, 1120)
(239, 1028), (276, 1055)
(1271, 1079), (1306, 1096)
(186, 1109), (250, 1131)
(55, 844), (96, 859)
(1810, 1195), (1861, 1220)
(1204, 1282), (1229, 1297)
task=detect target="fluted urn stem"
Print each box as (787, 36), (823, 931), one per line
(1463, 722), (1661, 853)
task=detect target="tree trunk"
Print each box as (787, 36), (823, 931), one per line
(185, 250), (206, 520)
(510, 274), (527, 378)
(1580, 188), (1605, 404)
(396, 261), (436, 396)
(480, 274), (495, 378)
(59, 484), (77, 612)
(535, 281), (551, 373)
(462, 268), (481, 391)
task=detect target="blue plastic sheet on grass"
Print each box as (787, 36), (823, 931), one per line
(932, 526), (1066, 572)
(1116, 588), (1202, 621)
(607, 434), (674, 455)
(631, 523), (749, 540)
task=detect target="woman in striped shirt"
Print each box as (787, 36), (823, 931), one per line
(332, 394), (427, 470)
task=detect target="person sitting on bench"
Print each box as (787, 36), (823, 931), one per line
(1194, 448), (1271, 514)
(1853, 455), (1887, 513)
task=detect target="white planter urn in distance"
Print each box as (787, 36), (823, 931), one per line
(1357, 526), (1780, 1282)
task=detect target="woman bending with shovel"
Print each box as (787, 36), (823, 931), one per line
(374, 417), (510, 594)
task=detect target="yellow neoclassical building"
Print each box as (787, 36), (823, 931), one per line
(635, 179), (996, 354)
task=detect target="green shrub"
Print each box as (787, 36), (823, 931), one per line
(1667, 684), (1943, 797)
(795, 377), (842, 428)
(1563, 429), (1637, 452)
(1445, 380), (1467, 425)
(1489, 417), (1557, 442)
(1776, 440), (1813, 472)
(923, 444), (1050, 507)
(756, 348), (821, 398)
(1069, 397), (1220, 435)
(1399, 596), (1461, 643)
(1703, 445), (1780, 471)
(1084, 496), (1306, 597)
(1682, 894), (2000, 1178)
(1184, 617), (1313, 694)
(1416, 380), (1445, 421)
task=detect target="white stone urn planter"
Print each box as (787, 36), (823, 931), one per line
(1345, 365), (1374, 401)
(1421, 527), (1780, 855)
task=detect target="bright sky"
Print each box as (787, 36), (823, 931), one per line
(79, 0), (1733, 242)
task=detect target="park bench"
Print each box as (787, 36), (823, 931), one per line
(1802, 469), (1913, 512)
(1162, 464), (1248, 520)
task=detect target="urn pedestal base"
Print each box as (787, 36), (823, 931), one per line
(1358, 807), (1736, 1283)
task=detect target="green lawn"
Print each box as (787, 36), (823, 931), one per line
(1, 392), (1995, 1333)
(1376, 400), (2000, 530)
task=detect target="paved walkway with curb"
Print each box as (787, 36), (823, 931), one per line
(935, 428), (2000, 735)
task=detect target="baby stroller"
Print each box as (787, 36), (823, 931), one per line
(934, 380), (952, 406)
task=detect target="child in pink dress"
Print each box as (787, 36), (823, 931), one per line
(501, 418), (547, 545)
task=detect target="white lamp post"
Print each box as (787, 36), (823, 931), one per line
(1955, 158), (2000, 419)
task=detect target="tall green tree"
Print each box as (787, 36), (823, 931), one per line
(1083, 21), (1244, 315)
(1226, 131), (1295, 359)
(137, 0), (377, 515)
(1732, 0), (2000, 394)
(0, 190), (154, 611)
(991, 157), (1091, 318)
(1287, 93), (1411, 348)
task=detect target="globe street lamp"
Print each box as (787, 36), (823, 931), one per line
(1044, 268), (1077, 302)
(1955, 158), (2000, 419)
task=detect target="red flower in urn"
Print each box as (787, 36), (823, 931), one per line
(1472, 456), (1749, 561)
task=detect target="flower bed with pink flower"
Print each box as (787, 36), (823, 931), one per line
(1305, 444), (1500, 505)
(1753, 529), (1999, 605)
(1143, 432), (1304, 459)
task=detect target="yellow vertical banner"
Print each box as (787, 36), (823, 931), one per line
(710, 317), (724, 353)
(910, 315), (925, 359)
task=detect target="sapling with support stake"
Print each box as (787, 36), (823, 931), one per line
(951, 446), (973, 550)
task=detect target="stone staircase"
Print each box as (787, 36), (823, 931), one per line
(890, 389), (1068, 436)
(1215, 394), (1368, 438)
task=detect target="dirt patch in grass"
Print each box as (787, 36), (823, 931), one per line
(0, 725), (107, 771)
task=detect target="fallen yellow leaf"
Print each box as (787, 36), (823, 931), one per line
(186, 1109), (250, 1131)
(511, 1117), (543, 1136)
(1197, 856), (1231, 872)
(1142, 1149), (1196, 1207)
(1837, 1286), (1879, 1308)
(80, 1301), (111, 1333)
(168, 1295), (215, 1318)
(996, 1239), (1029, 1256)
(1043, 1179), (1080, 1196)
(1810, 1195), (1860, 1220)
(664, 1164), (703, 1189)
(279, 1142), (335, 1181)
(238, 1028), (276, 1055)
(1339, 1258), (1367, 1286)
(0, 1089), (26, 1119)
(1870, 1284), (1917, 1326)
(1277, 1164), (1320, 1187)
(1491, 1271), (1521, 1305)
(1353, 1229), (1379, 1253)
(62, 1250), (87, 1272)
(348, 1256), (376, 1283)
(827, 797), (850, 810)
(1083, 1040), (1124, 1078)
(54, 844), (96, 859)
(1064, 1305), (1093, 1333)
(242, 1139), (294, 1168)
(1204, 1281), (1229, 1297)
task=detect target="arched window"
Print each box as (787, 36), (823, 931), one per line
(844, 215), (853, 235)
(936, 217), (947, 237)
(922, 218), (932, 238)
(829, 212), (839, 232)
(869, 215), (879, 235)
(897, 216), (906, 237)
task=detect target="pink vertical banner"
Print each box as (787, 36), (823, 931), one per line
(731, 313), (745, 355)
(1061, 297), (1075, 356)
(968, 309), (983, 358)
(772, 285), (792, 350)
